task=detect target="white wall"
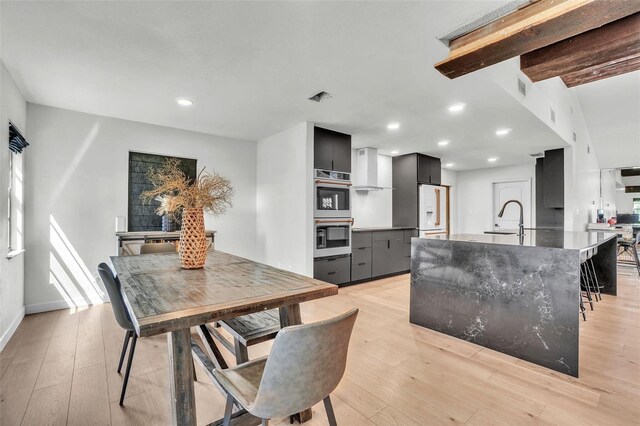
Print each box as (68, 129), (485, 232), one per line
(351, 152), (392, 228)
(24, 104), (257, 313)
(457, 164), (535, 234)
(600, 169), (618, 219)
(0, 63), (27, 350)
(616, 191), (638, 215)
(256, 122), (314, 276)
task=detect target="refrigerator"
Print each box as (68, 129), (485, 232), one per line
(419, 184), (448, 236)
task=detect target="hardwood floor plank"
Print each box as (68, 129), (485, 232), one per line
(67, 363), (111, 426)
(20, 381), (71, 426)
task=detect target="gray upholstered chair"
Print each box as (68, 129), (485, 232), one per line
(97, 263), (138, 406)
(139, 242), (176, 254)
(213, 308), (358, 426)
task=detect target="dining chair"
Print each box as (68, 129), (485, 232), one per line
(97, 263), (138, 405)
(139, 242), (176, 254)
(209, 308), (358, 426)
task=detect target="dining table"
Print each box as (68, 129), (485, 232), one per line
(110, 250), (338, 426)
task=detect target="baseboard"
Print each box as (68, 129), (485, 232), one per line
(0, 306), (25, 352)
(25, 300), (73, 315)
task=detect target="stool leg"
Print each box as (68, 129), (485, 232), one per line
(587, 258), (602, 301)
(581, 264), (594, 310)
(633, 245), (640, 276)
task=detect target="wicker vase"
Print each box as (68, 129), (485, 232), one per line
(179, 208), (207, 269)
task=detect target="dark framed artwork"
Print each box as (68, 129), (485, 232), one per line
(128, 151), (197, 232)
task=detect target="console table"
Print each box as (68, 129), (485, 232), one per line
(116, 230), (216, 255)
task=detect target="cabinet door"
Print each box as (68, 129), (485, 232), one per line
(351, 247), (372, 281)
(371, 240), (390, 277)
(417, 155), (431, 184)
(314, 256), (350, 285)
(314, 127), (334, 171)
(332, 131), (352, 173)
(430, 157), (441, 185)
(389, 239), (405, 273)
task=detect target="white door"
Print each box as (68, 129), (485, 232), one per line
(492, 180), (531, 231)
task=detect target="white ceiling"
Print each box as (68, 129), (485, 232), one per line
(574, 72), (640, 170)
(1, 1), (581, 170)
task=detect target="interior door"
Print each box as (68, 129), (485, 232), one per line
(493, 180), (532, 231)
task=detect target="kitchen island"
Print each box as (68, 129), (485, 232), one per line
(410, 230), (617, 377)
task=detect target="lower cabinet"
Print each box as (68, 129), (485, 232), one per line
(314, 255), (351, 285)
(352, 229), (417, 283)
(351, 246), (372, 281)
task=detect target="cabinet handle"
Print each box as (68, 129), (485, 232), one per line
(327, 258), (336, 262)
(328, 271), (336, 275)
(388, 240), (390, 249)
(357, 247), (367, 250)
(332, 160), (334, 170)
(358, 262), (366, 266)
(314, 179), (352, 187)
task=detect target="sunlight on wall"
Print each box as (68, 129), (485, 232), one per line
(50, 214), (104, 307)
(49, 120), (101, 208)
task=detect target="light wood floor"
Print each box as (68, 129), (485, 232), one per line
(1, 267), (639, 425)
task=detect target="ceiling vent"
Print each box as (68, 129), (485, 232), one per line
(308, 91), (332, 103)
(550, 107), (556, 123)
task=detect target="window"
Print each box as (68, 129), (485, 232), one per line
(634, 198), (640, 215)
(7, 121), (27, 255)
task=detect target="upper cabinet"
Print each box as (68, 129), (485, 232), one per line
(314, 126), (352, 172)
(542, 148), (564, 208)
(417, 155), (441, 185)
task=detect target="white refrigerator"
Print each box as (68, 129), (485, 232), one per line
(419, 184), (448, 236)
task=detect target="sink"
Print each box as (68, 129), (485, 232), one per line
(484, 231), (516, 235)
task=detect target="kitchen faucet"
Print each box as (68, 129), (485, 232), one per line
(498, 199), (525, 237)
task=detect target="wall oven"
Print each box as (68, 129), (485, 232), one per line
(314, 218), (352, 258)
(314, 169), (352, 218)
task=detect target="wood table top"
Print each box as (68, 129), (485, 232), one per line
(110, 251), (338, 337)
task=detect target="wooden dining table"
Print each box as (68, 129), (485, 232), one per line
(110, 250), (338, 426)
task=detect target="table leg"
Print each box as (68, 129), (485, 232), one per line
(278, 304), (312, 423)
(168, 328), (197, 426)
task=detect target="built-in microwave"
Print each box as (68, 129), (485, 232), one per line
(314, 169), (352, 218)
(314, 218), (352, 258)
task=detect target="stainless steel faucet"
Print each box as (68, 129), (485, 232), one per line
(498, 199), (525, 237)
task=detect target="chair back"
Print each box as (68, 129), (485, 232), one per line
(250, 308), (358, 419)
(97, 263), (134, 331)
(140, 242), (176, 254)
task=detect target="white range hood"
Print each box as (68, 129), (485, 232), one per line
(354, 147), (388, 191)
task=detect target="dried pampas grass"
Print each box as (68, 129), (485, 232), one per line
(141, 158), (234, 216)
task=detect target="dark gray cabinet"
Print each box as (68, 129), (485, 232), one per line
(313, 126), (352, 173)
(371, 231), (405, 277)
(314, 255), (351, 285)
(542, 148), (564, 208)
(393, 153), (441, 228)
(402, 229), (418, 270)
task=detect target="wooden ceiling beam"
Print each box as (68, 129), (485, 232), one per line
(435, 0), (640, 79)
(561, 54), (640, 87)
(521, 13), (640, 83)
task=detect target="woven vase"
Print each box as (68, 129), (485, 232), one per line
(179, 208), (207, 269)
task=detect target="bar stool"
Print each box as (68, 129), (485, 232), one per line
(579, 250), (594, 318)
(585, 247), (602, 301)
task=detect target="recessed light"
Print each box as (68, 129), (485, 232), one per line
(387, 122), (400, 130)
(448, 103), (466, 113)
(177, 98), (193, 106)
(495, 128), (511, 136)
(445, 163), (454, 167)
(633, 166), (640, 169)
(438, 140), (450, 146)
(391, 150), (399, 155)
(488, 157), (498, 162)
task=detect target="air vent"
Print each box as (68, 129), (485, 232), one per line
(573, 132), (577, 142)
(529, 153), (544, 158)
(308, 91), (332, 103)
(517, 78), (526, 96)
(550, 107), (556, 123)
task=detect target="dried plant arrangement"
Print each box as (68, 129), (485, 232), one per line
(140, 158), (234, 216)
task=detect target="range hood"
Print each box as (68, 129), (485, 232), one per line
(354, 147), (387, 191)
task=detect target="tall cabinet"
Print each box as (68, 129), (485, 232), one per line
(392, 153), (441, 228)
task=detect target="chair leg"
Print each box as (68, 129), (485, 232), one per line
(324, 395), (337, 426)
(119, 334), (137, 405)
(222, 393), (234, 426)
(261, 419), (269, 426)
(117, 330), (132, 373)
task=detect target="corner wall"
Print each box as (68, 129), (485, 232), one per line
(256, 122), (314, 276)
(24, 104), (257, 313)
(0, 63), (27, 350)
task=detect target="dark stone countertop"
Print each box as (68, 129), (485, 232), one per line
(423, 230), (617, 251)
(352, 226), (417, 232)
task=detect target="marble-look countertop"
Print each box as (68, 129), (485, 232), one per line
(352, 226), (417, 232)
(424, 230), (616, 251)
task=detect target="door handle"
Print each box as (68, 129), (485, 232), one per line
(328, 271), (336, 275)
